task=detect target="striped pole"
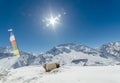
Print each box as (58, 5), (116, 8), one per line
(8, 29), (20, 56)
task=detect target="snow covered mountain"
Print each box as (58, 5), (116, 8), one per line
(0, 41), (120, 72)
(43, 43), (120, 66)
(0, 47), (13, 54)
(99, 41), (120, 58)
(46, 43), (98, 56)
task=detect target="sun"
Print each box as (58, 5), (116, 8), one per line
(43, 14), (61, 30)
(42, 11), (66, 31)
(49, 16), (59, 27)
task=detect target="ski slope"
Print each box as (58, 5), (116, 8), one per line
(0, 65), (120, 83)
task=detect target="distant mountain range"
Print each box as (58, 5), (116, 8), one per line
(0, 41), (120, 72)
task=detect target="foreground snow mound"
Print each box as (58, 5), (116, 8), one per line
(0, 65), (120, 83)
(0, 56), (19, 73)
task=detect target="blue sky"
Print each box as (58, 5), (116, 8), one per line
(0, 0), (120, 53)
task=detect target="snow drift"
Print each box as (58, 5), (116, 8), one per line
(0, 65), (120, 83)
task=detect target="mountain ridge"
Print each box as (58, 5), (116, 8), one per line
(0, 41), (120, 71)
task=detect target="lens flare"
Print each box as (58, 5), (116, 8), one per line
(42, 11), (66, 30)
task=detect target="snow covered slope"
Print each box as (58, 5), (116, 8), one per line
(0, 65), (120, 83)
(0, 55), (19, 73)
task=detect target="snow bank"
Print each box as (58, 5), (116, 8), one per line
(0, 65), (120, 83)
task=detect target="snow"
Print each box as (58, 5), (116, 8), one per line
(51, 50), (119, 66)
(0, 42), (120, 83)
(0, 65), (120, 83)
(0, 56), (19, 73)
(1, 42), (120, 70)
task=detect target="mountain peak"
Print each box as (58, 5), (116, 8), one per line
(99, 41), (120, 57)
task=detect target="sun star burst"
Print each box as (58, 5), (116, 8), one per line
(49, 16), (58, 27)
(43, 14), (61, 30)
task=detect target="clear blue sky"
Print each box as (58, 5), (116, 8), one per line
(0, 0), (120, 53)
